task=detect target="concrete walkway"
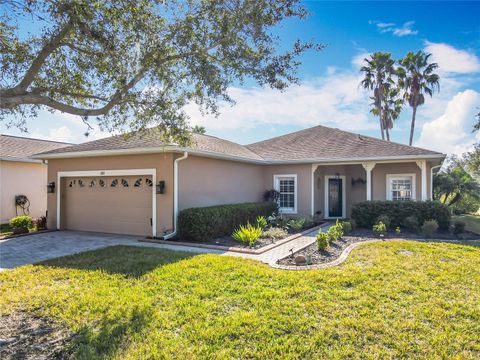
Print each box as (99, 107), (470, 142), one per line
(0, 226), (330, 270)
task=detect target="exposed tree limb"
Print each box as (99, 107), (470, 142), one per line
(6, 19), (74, 95)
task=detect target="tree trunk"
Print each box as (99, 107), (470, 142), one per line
(379, 107), (385, 140)
(409, 105), (417, 146)
(448, 193), (462, 206)
(385, 122), (390, 141)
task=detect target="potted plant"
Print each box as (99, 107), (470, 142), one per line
(9, 216), (33, 235)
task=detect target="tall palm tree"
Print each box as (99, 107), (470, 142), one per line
(360, 52), (396, 140)
(398, 51), (440, 146)
(379, 84), (404, 141)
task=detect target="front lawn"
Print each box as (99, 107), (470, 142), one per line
(453, 214), (480, 235)
(1, 242), (479, 358)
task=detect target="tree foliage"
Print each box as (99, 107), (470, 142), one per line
(397, 51), (440, 146)
(0, 0), (322, 140)
(433, 160), (480, 212)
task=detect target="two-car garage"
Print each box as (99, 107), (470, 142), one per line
(59, 170), (156, 236)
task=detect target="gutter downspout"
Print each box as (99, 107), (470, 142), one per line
(430, 164), (442, 200)
(163, 151), (188, 240)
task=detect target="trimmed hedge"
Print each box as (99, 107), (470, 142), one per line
(351, 201), (451, 231)
(178, 202), (278, 241)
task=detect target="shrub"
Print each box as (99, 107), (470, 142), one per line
(33, 216), (47, 230)
(316, 231), (329, 251)
(9, 215), (32, 229)
(256, 216), (268, 230)
(395, 227), (401, 235)
(403, 215), (419, 232)
(421, 220), (439, 238)
(373, 221), (387, 236)
(178, 202), (277, 241)
(376, 215), (391, 229)
(327, 220), (344, 242)
(340, 221), (352, 234)
(351, 201), (450, 230)
(262, 227), (288, 240)
(452, 221), (466, 235)
(287, 217), (306, 231)
(267, 213), (290, 229)
(349, 218), (357, 230)
(232, 223), (262, 247)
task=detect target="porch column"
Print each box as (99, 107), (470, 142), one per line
(416, 160), (428, 201)
(311, 164), (318, 216)
(362, 162), (376, 201)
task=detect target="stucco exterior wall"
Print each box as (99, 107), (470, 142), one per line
(46, 153), (174, 236)
(178, 155), (264, 210)
(0, 160), (48, 223)
(261, 164), (313, 216)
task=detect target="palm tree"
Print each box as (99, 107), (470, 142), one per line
(398, 51), (440, 146)
(360, 52), (397, 140)
(379, 84), (404, 141)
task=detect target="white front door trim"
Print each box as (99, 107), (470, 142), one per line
(56, 169), (157, 236)
(324, 175), (346, 219)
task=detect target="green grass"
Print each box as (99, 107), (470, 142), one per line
(1, 242), (479, 359)
(0, 223), (12, 235)
(453, 214), (480, 235)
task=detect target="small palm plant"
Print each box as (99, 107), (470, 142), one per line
(232, 223), (262, 247)
(397, 51), (440, 145)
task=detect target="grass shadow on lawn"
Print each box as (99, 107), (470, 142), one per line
(39, 245), (198, 278)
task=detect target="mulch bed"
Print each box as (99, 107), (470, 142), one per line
(167, 223), (324, 251)
(0, 312), (75, 360)
(278, 228), (480, 267)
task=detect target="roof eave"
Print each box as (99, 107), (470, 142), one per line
(31, 146), (446, 164)
(0, 156), (44, 164)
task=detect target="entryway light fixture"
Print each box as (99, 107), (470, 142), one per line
(47, 181), (55, 193)
(156, 180), (165, 194)
(334, 172), (340, 179)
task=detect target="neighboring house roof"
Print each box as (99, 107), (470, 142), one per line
(33, 125), (444, 163)
(0, 134), (72, 163)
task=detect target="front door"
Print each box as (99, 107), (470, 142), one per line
(327, 178), (343, 218)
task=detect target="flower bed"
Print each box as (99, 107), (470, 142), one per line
(278, 228), (480, 267)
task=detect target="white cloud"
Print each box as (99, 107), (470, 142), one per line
(185, 68), (378, 133)
(415, 90), (480, 155)
(31, 126), (74, 143)
(370, 20), (418, 37)
(424, 41), (480, 74)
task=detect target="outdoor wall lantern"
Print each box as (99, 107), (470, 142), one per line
(334, 172), (340, 179)
(156, 180), (165, 194)
(351, 177), (366, 186)
(47, 181), (55, 193)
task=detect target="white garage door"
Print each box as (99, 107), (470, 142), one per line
(63, 175), (153, 236)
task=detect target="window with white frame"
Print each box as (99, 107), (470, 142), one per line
(274, 175), (297, 213)
(387, 174), (415, 201)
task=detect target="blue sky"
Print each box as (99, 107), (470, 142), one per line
(2, 1), (480, 156)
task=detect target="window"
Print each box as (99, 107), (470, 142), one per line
(121, 179), (129, 187)
(111, 179), (118, 187)
(387, 174), (416, 201)
(274, 175), (297, 213)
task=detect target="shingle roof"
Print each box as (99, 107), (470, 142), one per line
(34, 125), (444, 162)
(38, 131), (263, 160)
(0, 134), (71, 160)
(246, 125), (442, 161)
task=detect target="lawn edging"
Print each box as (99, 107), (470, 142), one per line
(139, 224), (324, 255)
(0, 229), (57, 241)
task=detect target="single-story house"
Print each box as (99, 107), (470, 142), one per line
(33, 125), (445, 237)
(0, 135), (71, 223)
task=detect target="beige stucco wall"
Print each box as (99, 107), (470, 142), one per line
(0, 160), (48, 223)
(261, 164), (313, 216)
(47, 153), (174, 236)
(178, 155), (264, 210)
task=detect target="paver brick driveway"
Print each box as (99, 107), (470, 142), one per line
(0, 231), (221, 270)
